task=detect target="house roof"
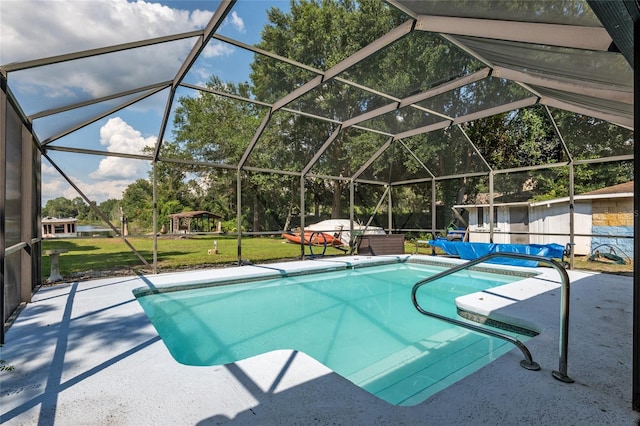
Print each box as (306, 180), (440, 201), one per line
(530, 182), (634, 207)
(42, 217), (78, 223)
(456, 181), (634, 209)
(581, 181), (634, 196)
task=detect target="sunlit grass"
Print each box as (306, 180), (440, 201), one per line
(41, 235), (350, 279)
(41, 236), (632, 282)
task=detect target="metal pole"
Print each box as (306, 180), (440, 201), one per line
(300, 176), (305, 259)
(489, 171), (494, 243)
(152, 162), (157, 274)
(633, 14), (640, 413)
(350, 180), (355, 254)
(388, 186), (393, 234)
(0, 77), (6, 344)
(21, 121), (34, 300)
(568, 163), (575, 269)
(431, 179), (436, 237)
(42, 152), (150, 267)
(236, 169), (242, 265)
(365, 186), (389, 230)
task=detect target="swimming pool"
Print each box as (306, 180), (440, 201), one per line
(134, 259), (534, 406)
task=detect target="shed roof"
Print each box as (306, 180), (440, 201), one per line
(456, 180), (634, 209)
(582, 180), (634, 196)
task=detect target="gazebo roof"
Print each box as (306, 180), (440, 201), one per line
(167, 211), (222, 219)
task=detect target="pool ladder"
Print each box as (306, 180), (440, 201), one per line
(411, 252), (573, 383)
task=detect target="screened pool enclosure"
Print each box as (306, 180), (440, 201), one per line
(0, 0), (637, 375)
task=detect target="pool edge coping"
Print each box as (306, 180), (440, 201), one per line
(132, 254), (539, 297)
(132, 254), (547, 338)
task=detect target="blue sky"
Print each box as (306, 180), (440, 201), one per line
(0, 0), (291, 205)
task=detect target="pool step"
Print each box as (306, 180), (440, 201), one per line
(379, 338), (510, 406)
(348, 328), (511, 406)
(348, 327), (470, 385)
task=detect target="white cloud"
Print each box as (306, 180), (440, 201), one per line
(90, 117), (154, 180)
(0, 0), (214, 98)
(202, 41), (235, 59)
(41, 163), (72, 201)
(228, 11), (246, 33)
(1, 0), (203, 63)
(41, 162), (130, 204)
(42, 168), (149, 205)
(73, 179), (136, 203)
(190, 9), (214, 28)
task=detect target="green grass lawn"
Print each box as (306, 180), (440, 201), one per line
(41, 235), (632, 282)
(41, 235), (352, 279)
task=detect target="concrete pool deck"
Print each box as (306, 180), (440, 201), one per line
(1, 255), (638, 425)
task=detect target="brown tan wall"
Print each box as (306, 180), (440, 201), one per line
(591, 199), (634, 227)
(591, 198), (634, 259)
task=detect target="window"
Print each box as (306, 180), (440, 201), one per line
(477, 207), (498, 227)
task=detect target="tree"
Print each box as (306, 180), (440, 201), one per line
(462, 106), (565, 200)
(121, 179), (153, 232)
(169, 76), (265, 229)
(250, 0), (405, 218)
(71, 197), (91, 220)
(43, 197), (80, 218)
(165, 0), (631, 233)
(97, 199), (121, 224)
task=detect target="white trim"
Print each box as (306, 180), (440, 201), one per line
(529, 192), (633, 207)
(454, 192), (633, 209)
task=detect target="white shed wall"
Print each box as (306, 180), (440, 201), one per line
(466, 206), (510, 244)
(529, 201), (592, 255)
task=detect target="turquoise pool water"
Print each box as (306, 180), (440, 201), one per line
(135, 262), (527, 406)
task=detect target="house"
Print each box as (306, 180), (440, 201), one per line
(453, 181), (633, 257)
(42, 217), (78, 238)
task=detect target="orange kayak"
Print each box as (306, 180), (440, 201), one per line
(282, 231), (345, 246)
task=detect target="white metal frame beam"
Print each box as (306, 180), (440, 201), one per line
(541, 97), (633, 129)
(41, 85), (167, 146)
(493, 66), (633, 104)
(271, 20), (415, 111)
(153, 0), (236, 161)
(0, 31), (203, 72)
(415, 15), (615, 51)
(453, 96), (539, 124)
(29, 82), (172, 120)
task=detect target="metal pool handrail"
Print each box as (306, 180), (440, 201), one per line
(412, 295), (541, 372)
(411, 252), (573, 383)
(308, 231), (328, 257)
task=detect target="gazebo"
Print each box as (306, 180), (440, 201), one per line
(167, 211), (222, 234)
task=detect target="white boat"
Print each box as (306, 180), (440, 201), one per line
(304, 219), (385, 247)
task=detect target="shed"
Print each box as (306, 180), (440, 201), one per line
(167, 211), (222, 234)
(529, 182), (633, 257)
(454, 181), (633, 257)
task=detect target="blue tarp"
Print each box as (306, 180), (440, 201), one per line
(427, 240), (565, 267)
